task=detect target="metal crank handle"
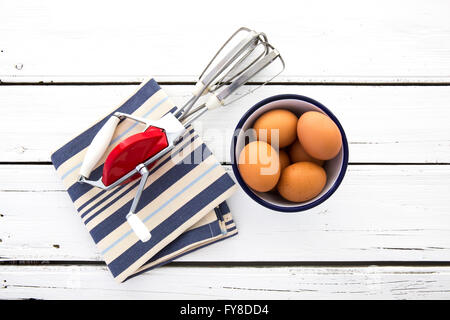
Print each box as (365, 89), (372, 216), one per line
(126, 164), (151, 242)
(79, 115), (120, 179)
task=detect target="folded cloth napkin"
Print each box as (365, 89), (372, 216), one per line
(51, 79), (238, 282)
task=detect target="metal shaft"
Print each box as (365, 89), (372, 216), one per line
(129, 164), (150, 215)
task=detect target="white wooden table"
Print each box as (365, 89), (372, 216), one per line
(1, 0), (450, 299)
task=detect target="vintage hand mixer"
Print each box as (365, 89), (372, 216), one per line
(78, 27), (285, 242)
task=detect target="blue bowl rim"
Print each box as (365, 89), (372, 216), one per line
(230, 94), (349, 213)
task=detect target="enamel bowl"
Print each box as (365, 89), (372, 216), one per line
(231, 94), (349, 213)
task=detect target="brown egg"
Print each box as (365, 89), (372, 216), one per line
(254, 109), (298, 148)
(278, 149), (291, 171)
(238, 141), (280, 192)
(297, 111), (342, 160)
(277, 162), (327, 202)
(288, 140), (324, 166)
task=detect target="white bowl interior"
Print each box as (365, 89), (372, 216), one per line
(235, 99), (344, 208)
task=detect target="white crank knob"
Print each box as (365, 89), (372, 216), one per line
(127, 214), (151, 242)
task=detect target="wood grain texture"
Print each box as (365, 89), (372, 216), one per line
(1, 84), (450, 163)
(1, 164), (449, 262)
(1, 0), (450, 83)
(2, 0), (450, 299)
(1, 265), (450, 299)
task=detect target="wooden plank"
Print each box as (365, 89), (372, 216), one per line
(1, 265), (450, 299)
(1, 164), (450, 262)
(1, 84), (450, 163)
(1, 0), (450, 83)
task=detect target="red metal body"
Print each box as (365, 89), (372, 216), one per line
(102, 126), (168, 186)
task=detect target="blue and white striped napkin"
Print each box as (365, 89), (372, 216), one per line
(51, 79), (238, 282)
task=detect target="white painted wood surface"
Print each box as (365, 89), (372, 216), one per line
(1, 85), (450, 163)
(1, 0), (450, 84)
(2, 265), (450, 299)
(1, 0), (450, 300)
(1, 164), (450, 262)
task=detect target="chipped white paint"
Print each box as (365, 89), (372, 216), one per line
(1, 0), (450, 300)
(1, 265), (450, 299)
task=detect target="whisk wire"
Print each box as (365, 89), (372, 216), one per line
(176, 27), (284, 122)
